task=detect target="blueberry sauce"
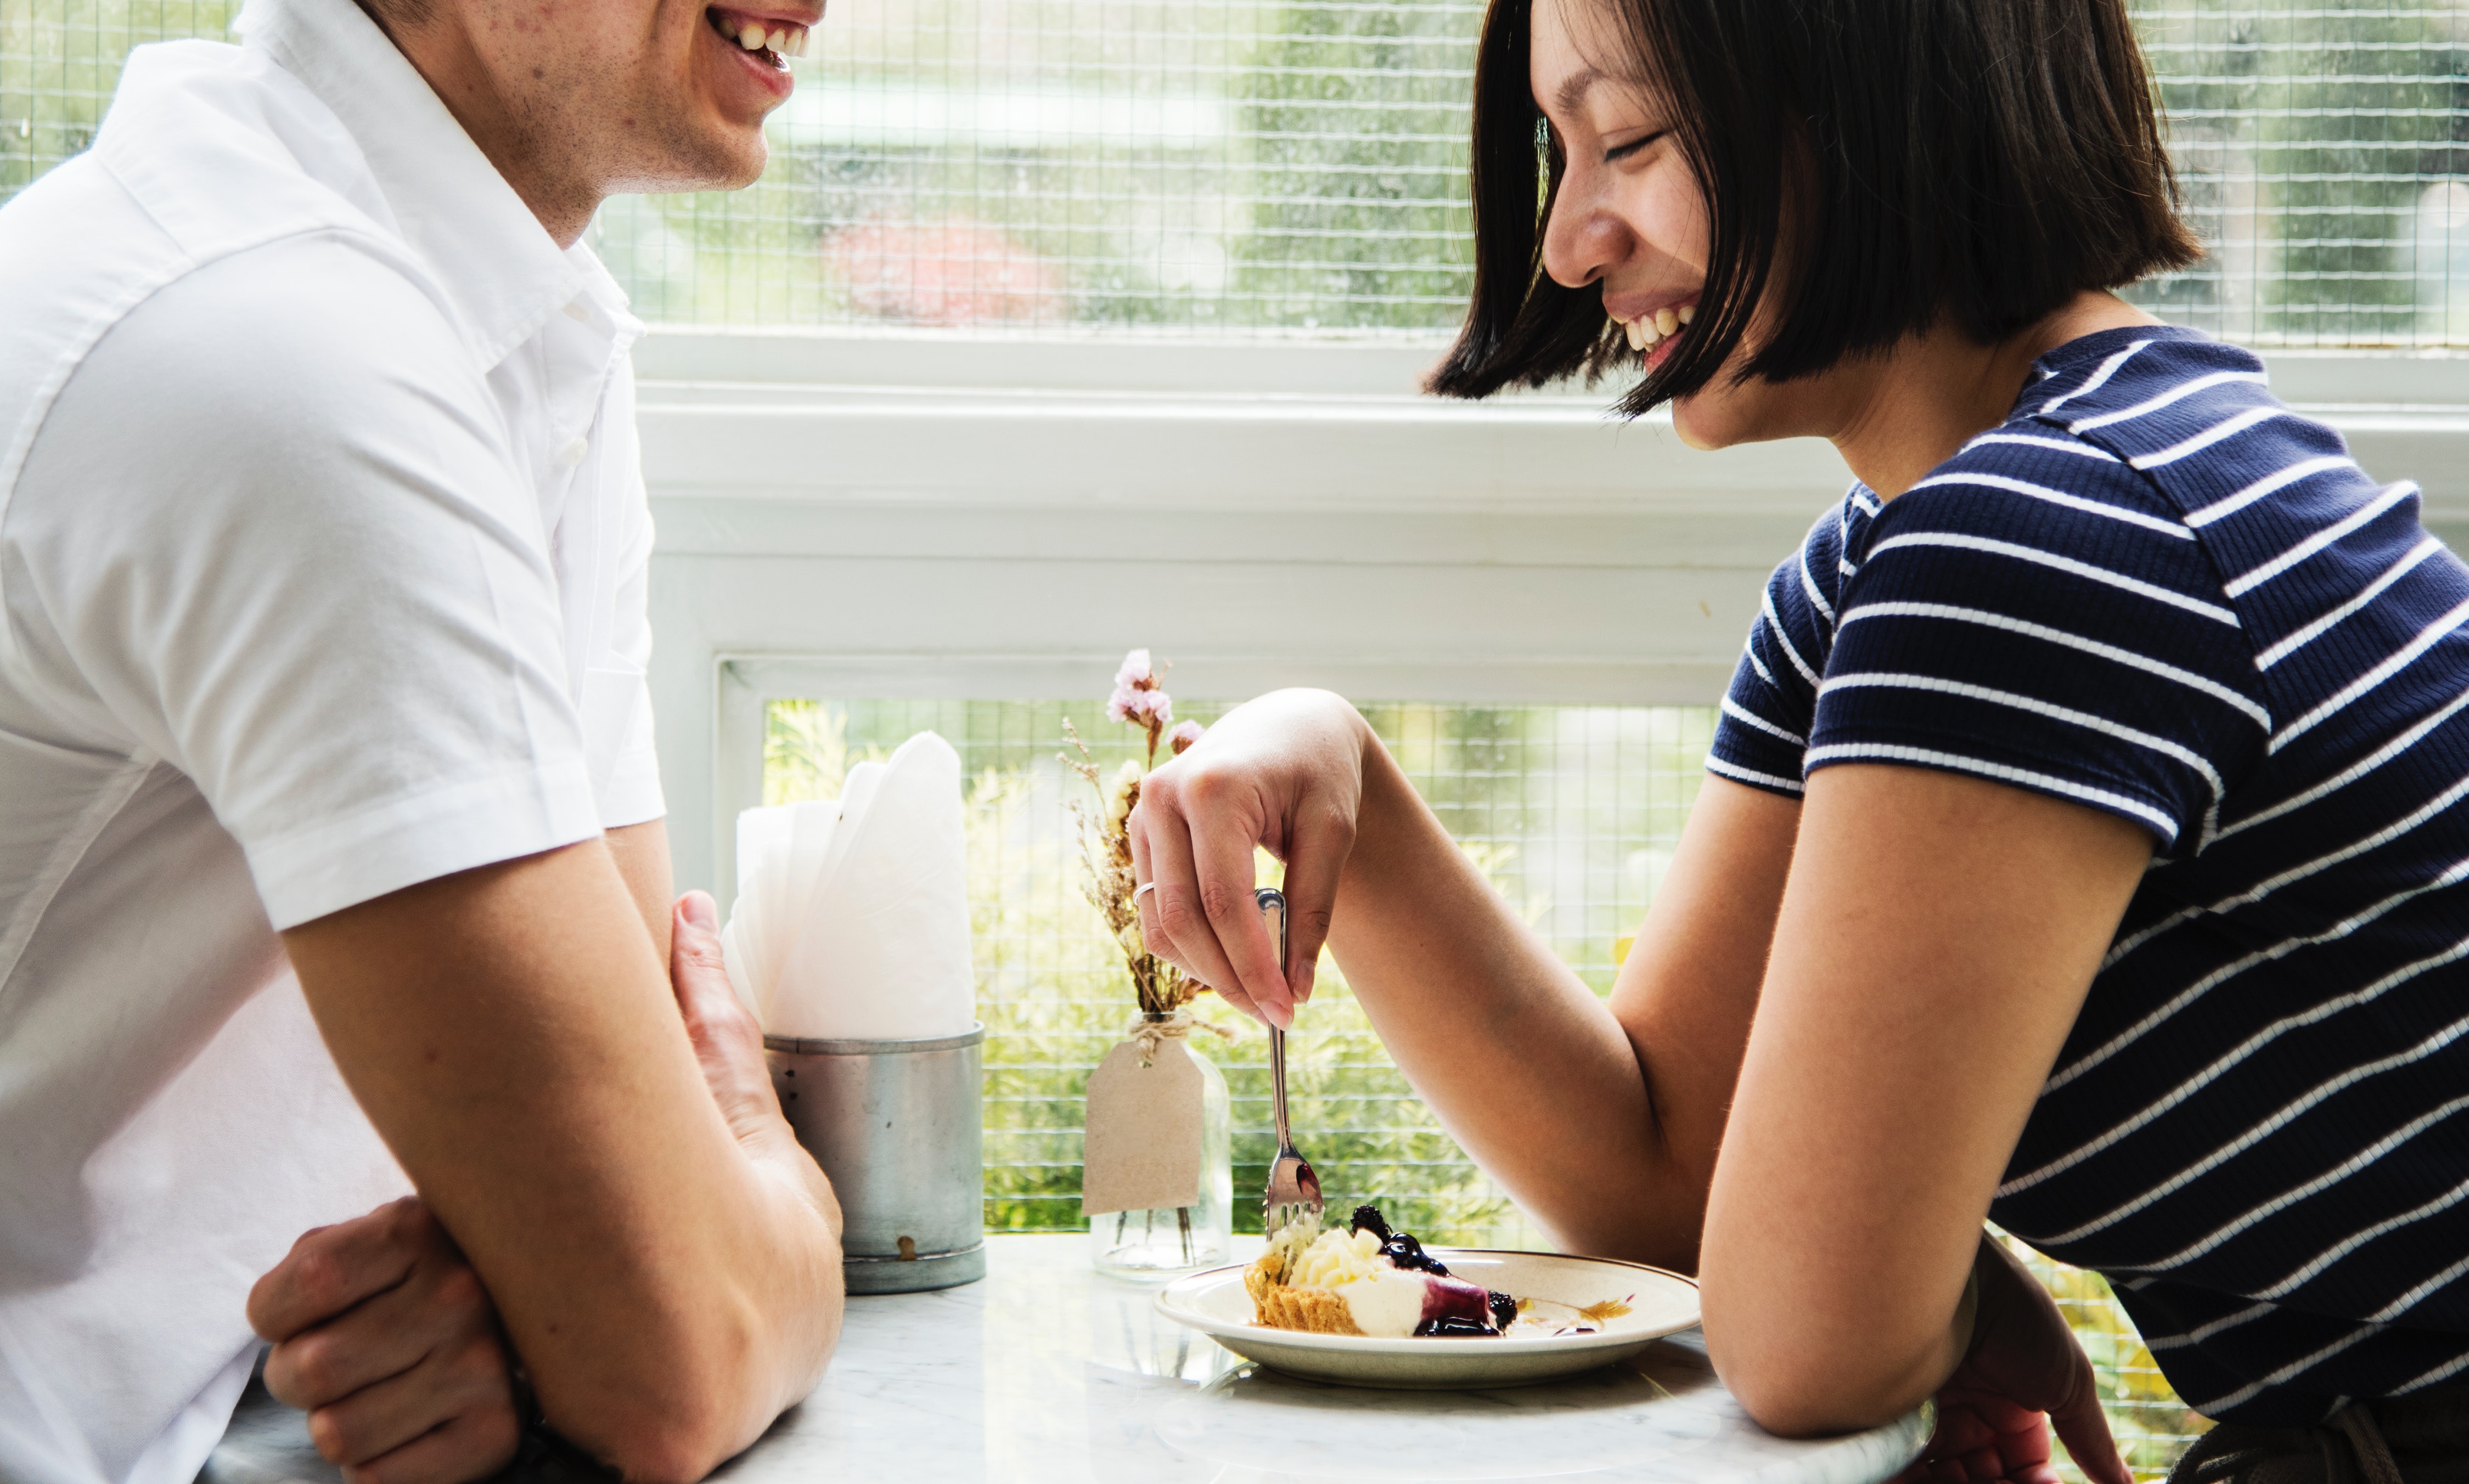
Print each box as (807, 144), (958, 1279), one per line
(1352, 1202), (1508, 1336)
(1348, 1204), (1453, 1276)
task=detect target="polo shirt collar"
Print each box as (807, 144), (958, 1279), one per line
(239, 0), (588, 369)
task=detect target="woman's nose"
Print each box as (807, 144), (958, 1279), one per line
(1538, 170), (1631, 292)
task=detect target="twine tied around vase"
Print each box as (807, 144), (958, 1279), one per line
(1124, 1007), (1233, 1066)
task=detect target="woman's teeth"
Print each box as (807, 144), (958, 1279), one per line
(1616, 303), (1693, 354)
(710, 9), (808, 58)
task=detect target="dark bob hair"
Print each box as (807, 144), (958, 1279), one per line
(1427, 0), (2204, 411)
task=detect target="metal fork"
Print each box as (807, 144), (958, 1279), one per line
(1257, 887), (1324, 1238)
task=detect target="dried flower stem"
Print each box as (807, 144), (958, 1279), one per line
(1061, 716), (1203, 1018)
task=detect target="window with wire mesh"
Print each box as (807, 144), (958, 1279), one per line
(763, 695), (2207, 1477)
(8, 2), (2464, 343)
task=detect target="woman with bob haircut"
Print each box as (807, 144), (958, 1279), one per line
(1124, 0), (2469, 1477)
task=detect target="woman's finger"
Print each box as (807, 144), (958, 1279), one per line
(2044, 1357), (2130, 1484)
(1142, 802), (1255, 1013)
(1274, 801), (1353, 1007)
(1186, 782), (1291, 1029)
(1125, 813), (1176, 969)
(1130, 809), (1262, 1020)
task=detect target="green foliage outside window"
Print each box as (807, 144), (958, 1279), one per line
(9, 1), (2463, 340)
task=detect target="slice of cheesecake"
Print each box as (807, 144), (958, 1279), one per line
(1245, 1205), (1517, 1338)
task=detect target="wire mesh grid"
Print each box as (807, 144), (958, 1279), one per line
(9, 2), (2465, 343)
(765, 695), (2204, 1477)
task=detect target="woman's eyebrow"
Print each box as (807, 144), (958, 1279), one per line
(1554, 65), (1606, 116)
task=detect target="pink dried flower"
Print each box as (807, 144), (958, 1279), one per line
(1106, 647), (1174, 741)
(1169, 720), (1205, 755)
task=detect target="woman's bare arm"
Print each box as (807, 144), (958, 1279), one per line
(1701, 764), (2147, 1446)
(1329, 739), (1796, 1268)
(1131, 689), (1798, 1271)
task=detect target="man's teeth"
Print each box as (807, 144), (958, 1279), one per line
(1615, 304), (1695, 354)
(721, 13), (808, 56)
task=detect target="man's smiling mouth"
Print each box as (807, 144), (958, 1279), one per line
(706, 6), (809, 64)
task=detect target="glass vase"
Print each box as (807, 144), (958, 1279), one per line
(1089, 1035), (1233, 1278)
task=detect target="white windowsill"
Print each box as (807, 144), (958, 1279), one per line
(637, 329), (2469, 899)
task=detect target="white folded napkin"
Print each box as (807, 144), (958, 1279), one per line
(723, 730), (977, 1041)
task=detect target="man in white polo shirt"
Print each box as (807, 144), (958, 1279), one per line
(0, 0), (842, 1479)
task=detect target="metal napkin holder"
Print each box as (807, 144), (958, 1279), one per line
(764, 1022), (986, 1294)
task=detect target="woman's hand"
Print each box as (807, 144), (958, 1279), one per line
(1127, 689), (1371, 1027)
(1901, 1239), (2131, 1484)
(248, 1197), (520, 1484)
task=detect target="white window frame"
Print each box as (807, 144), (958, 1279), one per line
(638, 330), (2469, 904)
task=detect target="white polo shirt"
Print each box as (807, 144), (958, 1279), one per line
(0, 0), (665, 1477)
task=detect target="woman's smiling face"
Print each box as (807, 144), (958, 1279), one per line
(1528, 0), (1814, 449)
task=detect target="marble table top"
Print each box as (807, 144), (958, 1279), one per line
(205, 1233), (1931, 1484)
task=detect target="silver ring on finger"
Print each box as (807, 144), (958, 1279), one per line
(1134, 882), (1157, 903)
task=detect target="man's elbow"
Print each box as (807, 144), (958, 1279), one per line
(551, 1292), (842, 1482)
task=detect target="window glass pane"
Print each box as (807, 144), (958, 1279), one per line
(762, 697), (1711, 1242)
(761, 696), (2206, 1477)
(9, 1), (2464, 345)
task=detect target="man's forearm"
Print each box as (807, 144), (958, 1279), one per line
(284, 844), (841, 1482)
(606, 818), (676, 967)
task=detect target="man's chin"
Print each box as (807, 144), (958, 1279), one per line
(616, 128), (768, 194)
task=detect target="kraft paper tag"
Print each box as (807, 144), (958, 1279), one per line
(1080, 1037), (1203, 1217)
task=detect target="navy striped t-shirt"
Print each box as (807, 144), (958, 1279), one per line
(1711, 325), (2469, 1424)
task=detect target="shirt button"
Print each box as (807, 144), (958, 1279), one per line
(558, 436), (590, 468)
(563, 298), (592, 322)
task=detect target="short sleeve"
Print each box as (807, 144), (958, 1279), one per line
(584, 356), (665, 830)
(1808, 441), (2271, 853)
(1707, 504), (1847, 799)
(3, 235), (601, 928)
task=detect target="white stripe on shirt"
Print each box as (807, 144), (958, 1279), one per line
(2069, 368), (2271, 435)
(1866, 532), (2242, 626)
(2053, 855), (2469, 1091)
(2145, 1300), (2280, 1352)
(2225, 482), (2418, 598)
(2062, 1092), (2469, 1259)
(2186, 455), (2354, 528)
(1905, 471), (2196, 539)
(2131, 405), (2291, 470)
(1821, 673), (2224, 808)
(2270, 593), (2469, 754)
(2038, 339), (2151, 415)
(2189, 1327), (2379, 1416)
(1720, 696), (1804, 747)
(1964, 432), (2122, 462)
(2219, 681), (2469, 839)
(1840, 601), (2271, 730)
(2260, 1171), (2469, 1301)
(1803, 742), (2181, 841)
(2256, 536), (2446, 670)
(2002, 942), (2469, 1197)
(1762, 590), (1820, 687)
(1705, 754), (1803, 794)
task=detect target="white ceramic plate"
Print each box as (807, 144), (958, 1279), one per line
(1154, 1248), (1701, 1390)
